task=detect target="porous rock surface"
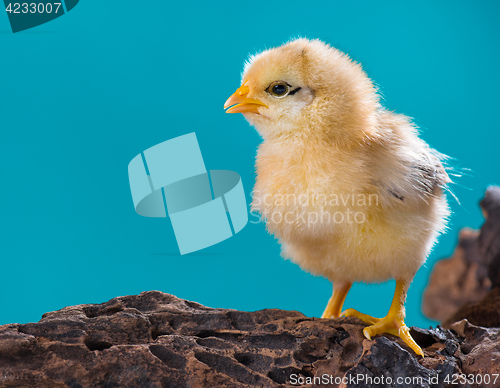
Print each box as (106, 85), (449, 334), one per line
(1, 291), (499, 388)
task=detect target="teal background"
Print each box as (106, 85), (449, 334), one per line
(1, 1), (499, 329)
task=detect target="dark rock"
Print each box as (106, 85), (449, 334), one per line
(422, 228), (491, 322)
(1, 291), (499, 387)
(443, 287), (500, 328)
(423, 186), (500, 326)
(480, 187), (500, 289)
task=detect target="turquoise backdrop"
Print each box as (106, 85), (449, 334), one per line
(1, 1), (499, 329)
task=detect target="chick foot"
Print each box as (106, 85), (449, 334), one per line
(341, 308), (423, 357)
(340, 280), (424, 357)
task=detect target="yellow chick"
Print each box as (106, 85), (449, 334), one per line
(224, 38), (450, 357)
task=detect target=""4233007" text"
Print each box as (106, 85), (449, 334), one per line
(5, 3), (62, 14)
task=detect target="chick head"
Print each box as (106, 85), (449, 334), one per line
(225, 38), (381, 143)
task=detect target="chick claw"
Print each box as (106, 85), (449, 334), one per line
(341, 308), (424, 358)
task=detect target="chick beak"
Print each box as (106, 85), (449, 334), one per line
(224, 81), (268, 114)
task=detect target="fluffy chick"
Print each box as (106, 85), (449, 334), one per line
(224, 38), (450, 357)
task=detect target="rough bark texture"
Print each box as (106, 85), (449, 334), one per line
(423, 186), (500, 328)
(0, 291), (499, 388)
(2, 187), (500, 388)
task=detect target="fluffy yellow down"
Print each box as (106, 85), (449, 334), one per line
(242, 38), (450, 284)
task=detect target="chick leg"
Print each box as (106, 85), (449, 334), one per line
(321, 280), (352, 318)
(341, 280), (424, 357)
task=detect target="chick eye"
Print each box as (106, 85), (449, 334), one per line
(267, 81), (290, 98)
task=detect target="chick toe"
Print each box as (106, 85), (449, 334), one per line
(363, 317), (424, 358)
(341, 308), (380, 325)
